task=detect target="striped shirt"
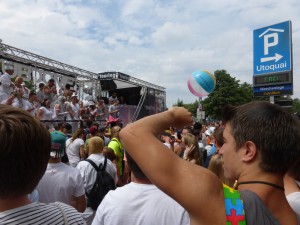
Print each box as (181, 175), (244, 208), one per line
(0, 202), (86, 225)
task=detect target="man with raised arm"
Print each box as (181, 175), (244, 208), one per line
(120, 102), (300, 225)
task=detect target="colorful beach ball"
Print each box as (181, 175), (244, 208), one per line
(187, 70), (216, 97)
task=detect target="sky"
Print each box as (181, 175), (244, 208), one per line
(1, 0), (300, 108)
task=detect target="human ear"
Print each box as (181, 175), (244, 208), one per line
(242, 141), (257, 162)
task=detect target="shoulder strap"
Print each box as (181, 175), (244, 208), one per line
(110, 138), (123, 152)
(86, 158), (108, 172)
(52, 202), (69, 225)
(110, 138), (119, 144)
(100, 157), (107, 171)
(223, 184), (246, 225)
(86, 159), (100, 171)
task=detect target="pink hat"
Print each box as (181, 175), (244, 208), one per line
(105, 115), (119, 126)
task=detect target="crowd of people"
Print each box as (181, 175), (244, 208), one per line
(1, 63), (300, 225)
(0, 63), (121, 133)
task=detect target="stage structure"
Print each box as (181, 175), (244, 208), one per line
(0, 41), (166, 124)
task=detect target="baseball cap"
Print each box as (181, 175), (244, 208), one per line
(50, 131), (66, 158)
(89, 126), (98, 135)
(4, 62), (14, 70)
(88, 100), (96, 106)
(71, 93), (78, 99)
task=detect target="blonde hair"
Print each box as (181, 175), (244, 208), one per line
(71, 128), (85, 141)
(15, 76), (23, 84)
(111, 126), (121, 139)
(208, 154), (233, 187)
(182, 133), (202, 166)
(88, 137), (104, 154)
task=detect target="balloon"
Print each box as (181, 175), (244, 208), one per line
(187, 70), (216, 97)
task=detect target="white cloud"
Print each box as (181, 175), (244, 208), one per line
(1, 0), (300, 108)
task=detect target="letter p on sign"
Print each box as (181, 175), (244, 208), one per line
(264, 33), (278, 55)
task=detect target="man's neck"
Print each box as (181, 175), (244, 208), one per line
(49, 157), (61, 163)
(131, 174), (152, 185)
(0, 195), (31, 212)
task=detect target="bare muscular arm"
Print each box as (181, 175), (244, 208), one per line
(119, 107), (226, 225)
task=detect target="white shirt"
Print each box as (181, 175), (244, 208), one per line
(77, 154), (118, 193)
(23, 100), (38, 117)
(36, 162), (85, 206)
(108, 104), (118, 118)
(0, 72), (12, 94)
(66, 138), (85, 166)
(36, 88), (45, 103)
(287, 192), (300, 216)
(92, 182), (190, 225)
(66, 102), (80, 120)
(38, 106), (53, 121)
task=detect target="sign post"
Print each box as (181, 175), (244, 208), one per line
(253, 21), (293, 98)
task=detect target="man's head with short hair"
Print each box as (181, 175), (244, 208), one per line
(64, 123), (72, 136)
(0, 105), (51, 199)
(47, 79), (55, 88)
(213, 128), (224, 150)
(181, 126), (192, 136)
(99, 126), (106, 133)
(221, 101), (300, 174)
(65, 83), (71, 90)
(29, 92), (37, 101)
(125, 151), (147, 180)
(88, 136), (104, 155)
(38, 82), (45, 89)
(160, 131), (171, 143)
(48, 78), (55, 83)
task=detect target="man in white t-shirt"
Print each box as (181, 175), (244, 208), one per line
(36, 131), (86, 213)
(92, 151), (190, 225)
(36, 82), (45, 106)
(77, 136), (117, 224)
(108, 92), (118, 103)
(0, 106), (86, 225)
(108, 99), (119, 119)
(0, 63), (15, 103)
(66, 94), (80, 133)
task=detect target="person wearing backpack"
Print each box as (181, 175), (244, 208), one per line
(77, 136), (117, 224)
(92, 151), (190, 225)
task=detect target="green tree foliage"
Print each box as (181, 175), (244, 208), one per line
(201, 70), (253, 119)
(173, 70), (300, 120)
(173, 99), (199, 117)
(293, 98), (300, 113)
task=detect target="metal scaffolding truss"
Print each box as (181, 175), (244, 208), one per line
(98, 72), (165, 91)
(0, 41), (166, 92)
(0, 42), (98, 80)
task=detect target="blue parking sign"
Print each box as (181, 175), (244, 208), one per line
(253, 21), (292, 76)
